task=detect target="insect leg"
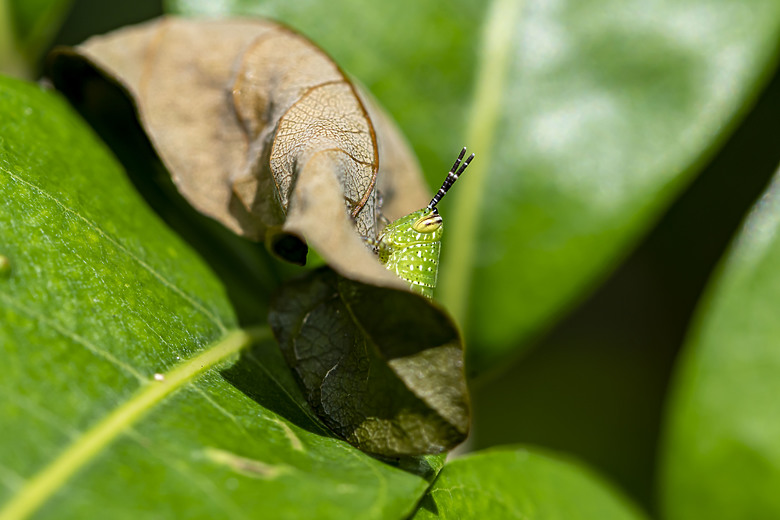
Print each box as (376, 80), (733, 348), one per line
(376, 190), (391, 229)
(361, 235), (381, 254)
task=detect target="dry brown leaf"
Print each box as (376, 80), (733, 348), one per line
(47, 16), (429, 287)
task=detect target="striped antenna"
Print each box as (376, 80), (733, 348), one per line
(427, 147), (475, 210)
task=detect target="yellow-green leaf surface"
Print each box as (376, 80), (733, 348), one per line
(0, 76), (431, 519)
(660, 167), (780, 519)
(168, 0), (780, 372)
(413, 447), (647, 519)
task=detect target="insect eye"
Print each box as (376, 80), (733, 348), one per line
(412, 214), (443, 233)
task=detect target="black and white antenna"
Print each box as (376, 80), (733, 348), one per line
(427, 147), (475, 211)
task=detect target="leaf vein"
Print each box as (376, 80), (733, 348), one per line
(245, 351), (331, 436)
(1, 167), (227, 333)
(0, 292), (147, 382)
(191, 385), (256, 442)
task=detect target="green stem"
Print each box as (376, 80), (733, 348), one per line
(0, 326), (272, 520)
(0, 0), (29, 79)
(439, 0), (523, 329)
(19, 0), (73, 67)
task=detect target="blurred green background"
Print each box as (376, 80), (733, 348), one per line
(5, 0), (780, 515)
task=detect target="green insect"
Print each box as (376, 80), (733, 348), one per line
(373, 147), (475, 298)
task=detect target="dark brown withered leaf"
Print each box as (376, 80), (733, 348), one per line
(269, 267), (469, 457)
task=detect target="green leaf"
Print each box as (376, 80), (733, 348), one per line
(269, 268), (469, 457)
(660, 167), (780, 519)
(167, 0), (780, 372)
(412, 447), (648, 519)
(0, 76), (431, 519)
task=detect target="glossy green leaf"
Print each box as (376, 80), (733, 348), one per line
(0, 76), (431, 519)
(168, 0), (780, 372)
(269, 268), (469, 457)
(412, 447), (647, 519)
(660, 168), (780, 519)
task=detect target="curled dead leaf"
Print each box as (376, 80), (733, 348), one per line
(269, 268), (469, 457)
(47, 16), (428, 287)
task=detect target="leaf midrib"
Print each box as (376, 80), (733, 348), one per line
(0, 327), (267, 520)
(438, 0), (524, 327)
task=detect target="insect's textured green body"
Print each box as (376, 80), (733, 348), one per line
(377, 209), (443, 299)
(374, 148), (474, 299)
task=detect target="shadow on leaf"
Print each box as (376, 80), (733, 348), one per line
(221, 335), (331, 437)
